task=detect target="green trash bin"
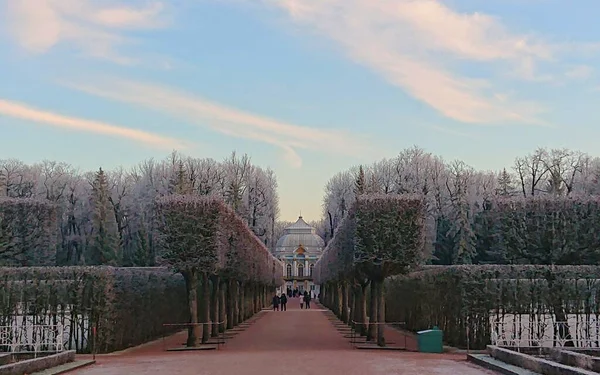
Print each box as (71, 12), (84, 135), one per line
(417, 326), (443, 353)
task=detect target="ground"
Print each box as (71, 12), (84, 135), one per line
(72, 298), (498, 375)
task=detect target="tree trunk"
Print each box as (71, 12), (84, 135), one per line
(341, 281), (349, 324)
(210, 276), (220, 337)
(184, 269), (201, 347)
(367, 280), (377, 341)
(227, 279), (234, 329)
(252, 284), (257, 314)
(233, 281), (240, 326)
(219, 281), (226, 333)
(376, 280), (386, 347)
(239, 282), (246, 322)
(200, 272), (211, 343)
(351, 284), (359, 329)
(336, 282), (343, 319)
(359, 283), (368, 336)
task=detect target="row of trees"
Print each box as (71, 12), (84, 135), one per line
(155, 195), (283, 346)
(314, 194), (425, 346)
(322, 147), (600, 265)
(0, 151), (279, 266)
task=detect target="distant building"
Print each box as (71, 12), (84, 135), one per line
(274, 216), (324, 295)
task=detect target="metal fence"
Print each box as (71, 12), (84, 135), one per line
(492, 317), (600, 348)
(0, 324), (65, 354)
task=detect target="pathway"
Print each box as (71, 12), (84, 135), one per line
(71, 297), (499, 375)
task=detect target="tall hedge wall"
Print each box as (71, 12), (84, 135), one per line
(0, 267), (188, 353)
(386, 265), (600, 349)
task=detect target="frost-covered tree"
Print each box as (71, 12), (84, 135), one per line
(156, 195), (282, 346)
(155, 196), (222, 346)
(354, 165), (366, 196)
(316, 194), (425, 347)
(496, 168), (515, 197)
(87, 168), (120, 265)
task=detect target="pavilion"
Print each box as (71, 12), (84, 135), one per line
(274, 216), (324, 296)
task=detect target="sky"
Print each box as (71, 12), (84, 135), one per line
(1, 0), (600, 222)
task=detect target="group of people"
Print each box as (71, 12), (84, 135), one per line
(272, 293), (288, 311)
(272, 290), (313, 311)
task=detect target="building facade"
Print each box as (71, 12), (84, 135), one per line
(274, 216), (324, 296)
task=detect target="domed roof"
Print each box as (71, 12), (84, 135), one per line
(275, 216), (324, 255)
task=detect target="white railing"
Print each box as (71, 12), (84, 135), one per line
(492, 318), (600, 348)
(0, 324), (65, 353)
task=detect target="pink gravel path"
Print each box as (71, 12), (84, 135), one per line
(71, 297), (498, 375)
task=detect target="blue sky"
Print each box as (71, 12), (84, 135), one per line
(1, 0), (600, 221)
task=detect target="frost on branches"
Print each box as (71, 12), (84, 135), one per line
(155, 195), (282, 347)
(0, 152), (280, 267)
(0, 198), (57, 266)
(315, 194), (426, 347)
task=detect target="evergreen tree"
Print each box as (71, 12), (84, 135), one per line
(473, 206), (507, 264)
(447, 205), (477, 264)
(169, 160), (190, 195)
(133, 222), (150, 266)
(496, 168), (515, 196)
(88, 168), (120, 265)
(432, 215), (454, 265)
(354, 165), (366, 196)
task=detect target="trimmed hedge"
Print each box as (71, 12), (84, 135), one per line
(386, 265), (600, 349)
(0, 198), (58, 266)
(0, 267), (188, 353)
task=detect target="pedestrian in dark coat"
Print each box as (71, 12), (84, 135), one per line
(272, 294), (280, 311)
(279, 293), (288, 311)
(304, 291), (311, 309)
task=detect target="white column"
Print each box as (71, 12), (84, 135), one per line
(293, 259), (297, 276)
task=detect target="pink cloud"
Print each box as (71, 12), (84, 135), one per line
(0, 98), (187, 149)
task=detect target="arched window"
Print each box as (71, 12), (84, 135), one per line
(286, 264), (292, 278)
(298, 264), (304, 278)
(310, 264), (314, 277)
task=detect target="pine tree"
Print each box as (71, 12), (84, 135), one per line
(496, 168), (515, 197)
(88, 168), (120, 265)
(133, 221), (150, 266)
(448, 205), (477, 264)
(432, 215), (454, 265)
(169, 160), (190, 195)
(354, 165), (366, 196)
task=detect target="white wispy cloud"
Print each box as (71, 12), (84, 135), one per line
(253, 0), (596, 125)
(4, 0), (167, 64)
(63, 78), (370, 167)
(0, 98), (186, 149)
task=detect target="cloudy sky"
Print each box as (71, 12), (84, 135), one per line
(1, 0), (600, 221)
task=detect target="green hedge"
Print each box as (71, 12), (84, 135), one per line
(0, 267), (188, 353)
(386, 265), (600, 349)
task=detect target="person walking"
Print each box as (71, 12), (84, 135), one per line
(299, 293), (304, 309)
(272, 294), (280, 311)
(280, 293), (288, 311)
(305, 291), (312, 309)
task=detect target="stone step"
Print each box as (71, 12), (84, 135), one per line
(31, 359), (96, 375)
(468, 354), (540, 375)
